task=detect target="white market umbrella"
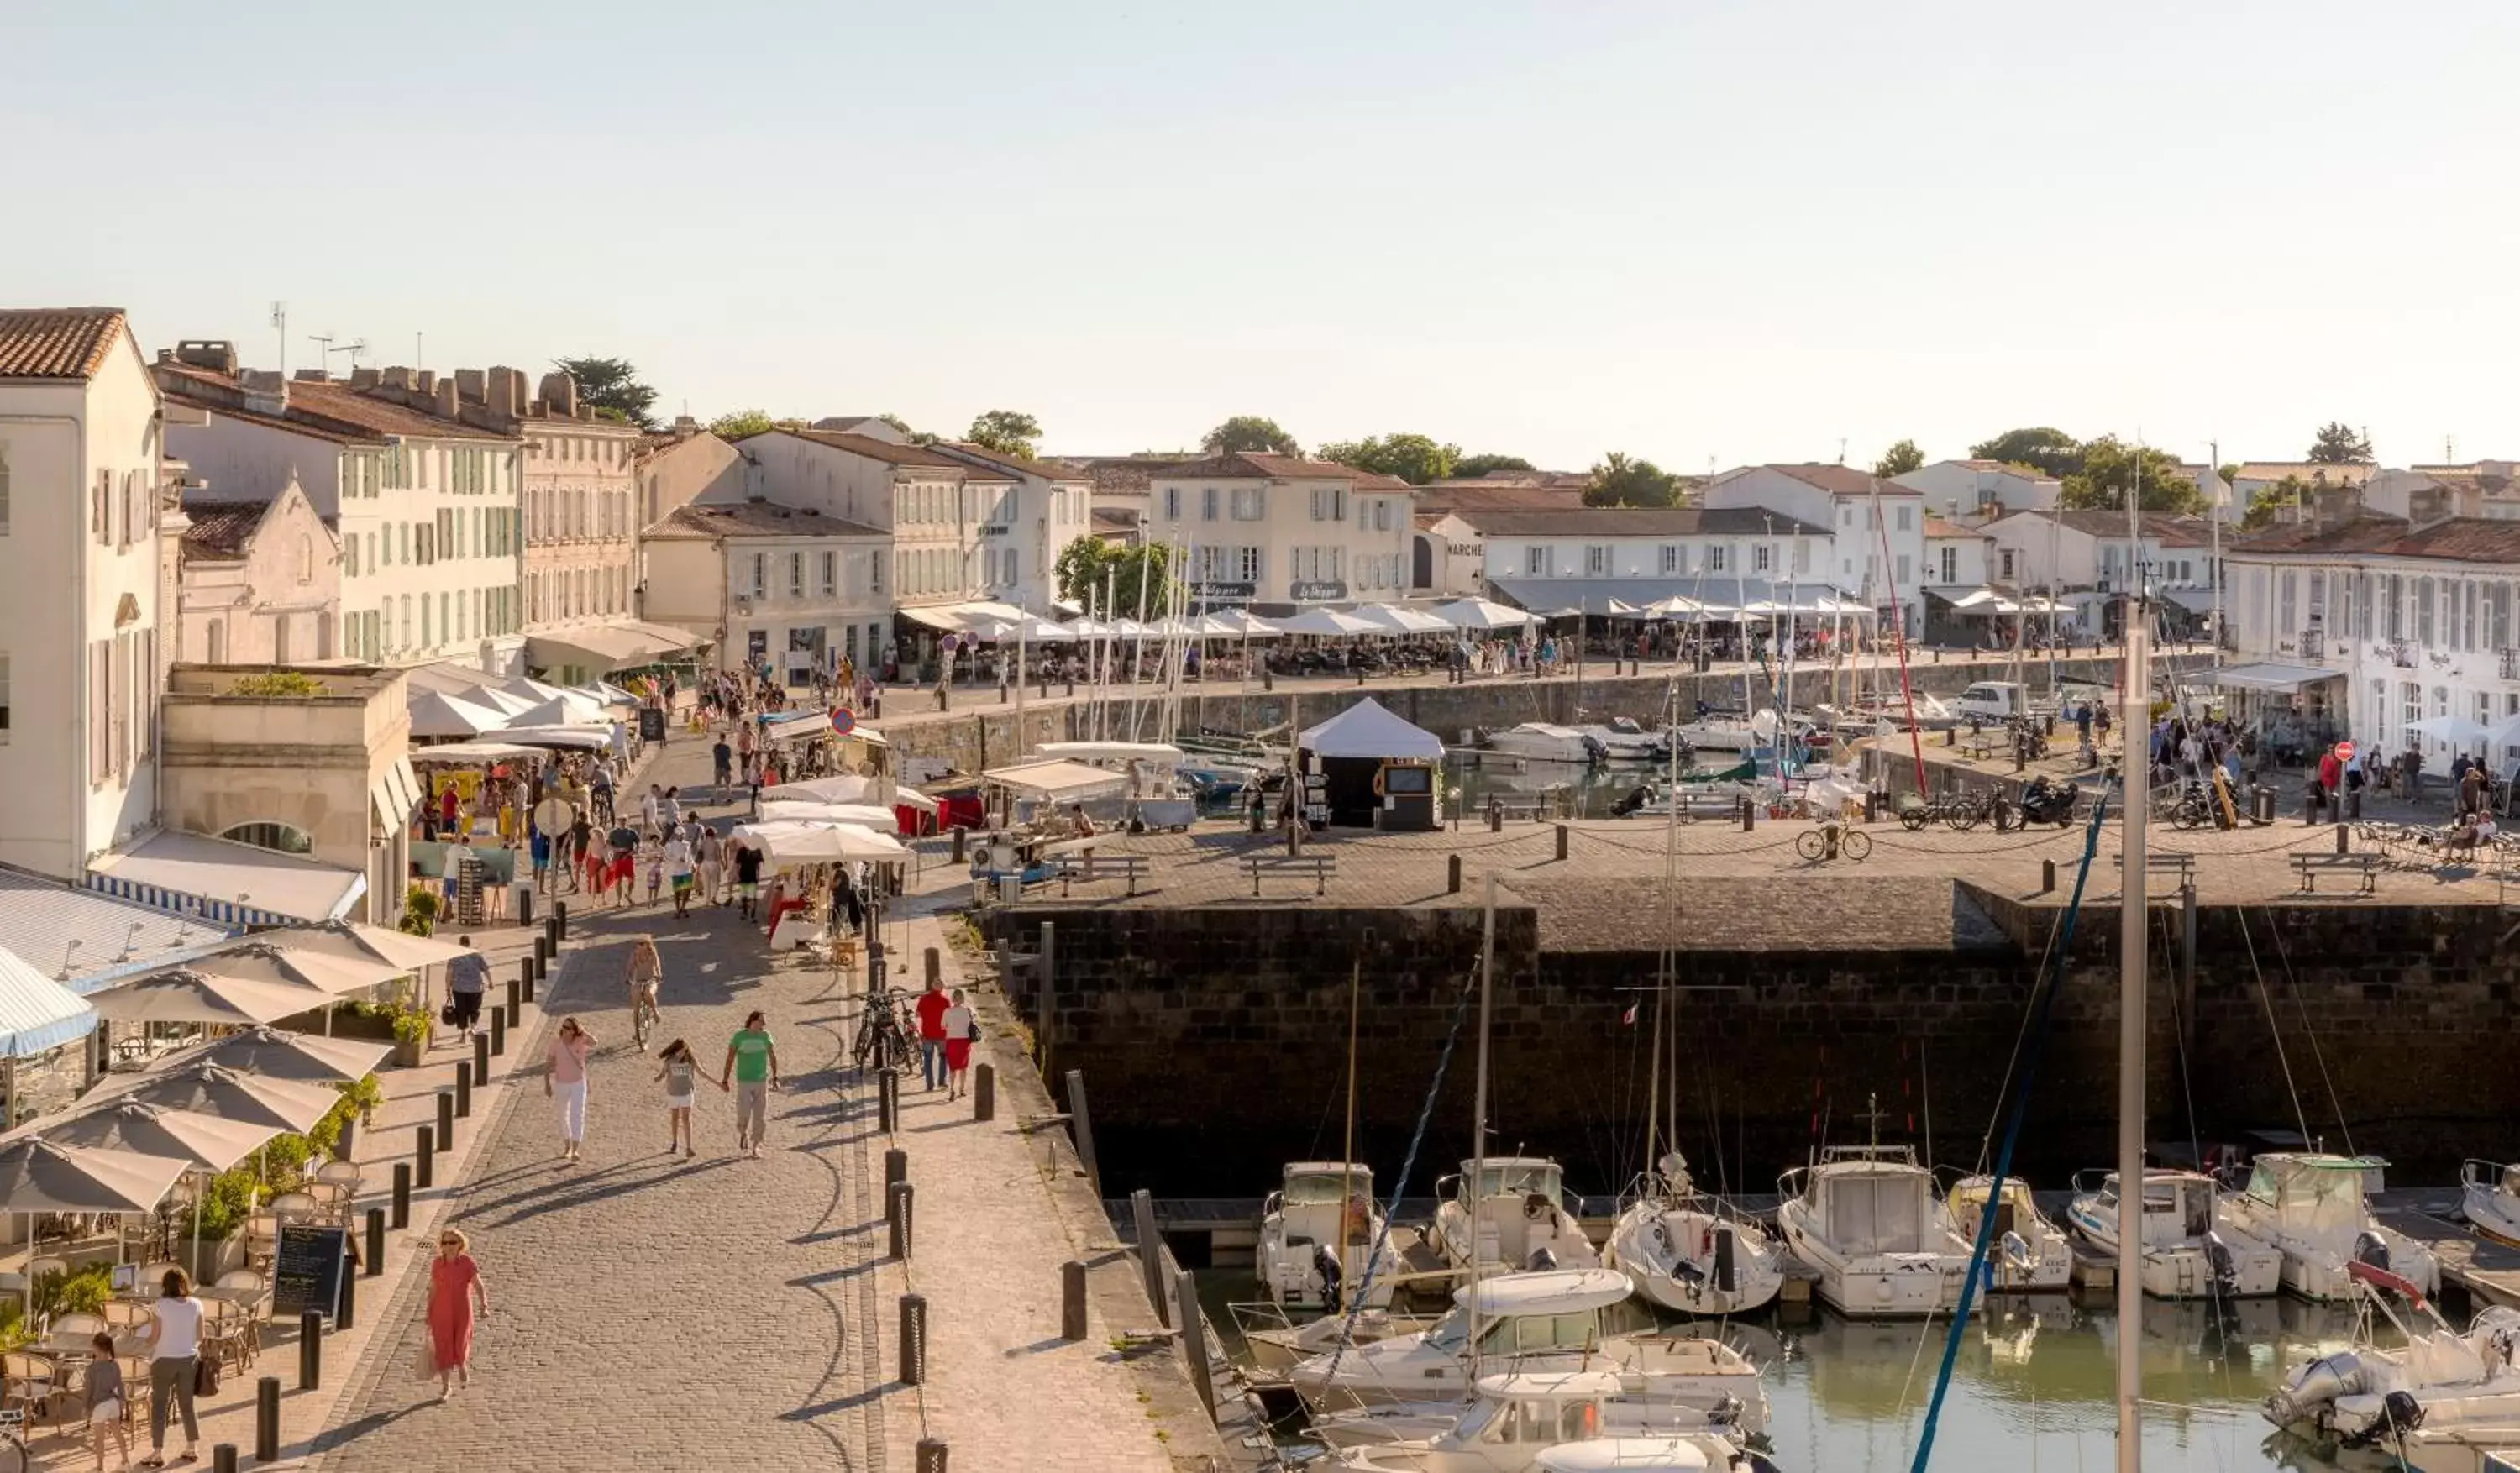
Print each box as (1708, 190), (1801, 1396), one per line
(757, 800), (900, 829)
(1432, 598), (1538, 631)
(498, 676), (573, 705)
(504, 692), (614, 727)
(407, 689), (508, 738)
(1272, 608), (1380, 637)
(1208, 608), (1284, 637)
(105, 1063), (341, 1135)
(1352, 604), (1453, 635)
(727, 820), (908, 865)
(963, 615), (1075, 644)
(2406, 715), (2492, 747)
(462, 685), (542, 718)
(177, 1025), (394, 1084)
(194, 941), (403, 997)
(761, 775), (879, 805)
(276, 920), (476, 973)
(0, 1135), (192, 1215)
(37, 1101), (286, 1272)
(571, 681), (640, 706)
(88, 970), (330, 1028)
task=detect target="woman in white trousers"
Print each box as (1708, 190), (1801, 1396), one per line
(545, 1017), (596, 1161)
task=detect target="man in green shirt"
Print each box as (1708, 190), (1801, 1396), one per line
(719, 1010), (780, 1159)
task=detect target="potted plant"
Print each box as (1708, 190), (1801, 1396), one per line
(400, 884), (440, 937)
(391, 1008), (432, 1067)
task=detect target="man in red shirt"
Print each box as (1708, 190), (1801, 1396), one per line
(915, 977), (952, 1092)
(2315, 743), (2343, 821)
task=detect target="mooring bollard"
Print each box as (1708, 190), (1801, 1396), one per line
(885, 1146), (908, 1198)
(473, 1030), (491, 1083)
(437, 1089), (455, 1146)
(2041, 859), (2057, 894)
(491, 1005), (507, 1056)
(337, 1253), (356, 1330)
(255, 1377), (280, 1462)
(1447, 854), (1462, 894)
(890, 1182), (914, 1260)
(555, 899), (569, 941)
(878, 1070), (898, 1133)
(455, 1061), (473, 1119)
(924, 947), (940, 986)
(298, 1308), (323, 1389)
(365, 1208), (385, 1276)
(1060, 1259), (1089, 1340)
(1554, 823), (1568, 862)
(213, 1444), (238, 1473)
(1132, 1188), (1169, 1328)
(974, 1063), (995, 1122)
(391, 1162), (411, 1226)
(415, 1126), (434, 1188)
(1173, 1269), (1215, 1415)
(916, 1439), (948, 1473)
(899, 1292), (928, 1386)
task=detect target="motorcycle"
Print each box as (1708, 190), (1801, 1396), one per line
(2017, 775), (2080, 827)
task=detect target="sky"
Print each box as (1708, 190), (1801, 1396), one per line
(9, 1), (2517, 474)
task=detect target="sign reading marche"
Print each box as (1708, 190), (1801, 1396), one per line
(272, 1222), (349, 1322)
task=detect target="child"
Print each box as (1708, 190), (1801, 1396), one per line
(86, 1331), (129, 1472)
(642, 831), (665, 907)
(654, 1038), (699, 1159)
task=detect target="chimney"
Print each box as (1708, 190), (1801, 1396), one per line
(454, 368), (486, 405)
(414, 370), (437, 396)
(380, 366), (414, 391)
(434, 379), (459, 419)
(349, 366), (381, 390)
(239, 370), (288, 417)
(174, 340), (239, 375)
(538, 371), (580, 418)
(488, 367), (528, 417)
(672, 415), (699, 439)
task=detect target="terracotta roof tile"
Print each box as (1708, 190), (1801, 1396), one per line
(1764, 463), (1922, 498)
(154, 363), (512, 443)
(1457, 506), (1829, 537)
(1151, 452), (1362, 481)
(754, 427), (1013, 479)
(2234, 514), (2520, 563)
(933, 443), (1088, 482)
(176, 499), (269, 559)
(1923, 516), (1980, 538)
(1415, 484), (1589, 516)
(0, 308), (127, 380)
(641, 501), (886, 541)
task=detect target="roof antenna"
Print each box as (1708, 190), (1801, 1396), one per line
(270, 301), (287, 376)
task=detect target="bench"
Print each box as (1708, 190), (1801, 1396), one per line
(1243, 853), (1337, 897)
(1487, 796), (1554, 823)
(2111, 849), (2197, 890)
(1671, 789), (1744, 822)
(2292, 852), (2379, 894)
(1051, 852), (1151, 897)
(1957, 731), (2005, 760)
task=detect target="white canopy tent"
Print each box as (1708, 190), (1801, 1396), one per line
(977, 759), (1131, 803)
(407, 689), (511, 738)
(1299, 697), (1446, 760)
(1271, 608), (1381, 637)
(407, 741), (551, 767)
(757, 799), (901, 830)
(503, 692), (615, 727)
(1207, 608), (1284, 637)
(725, 820), (909, 865)
(1434, 597), (1539, 631)
(1352, 603), (1454, 635)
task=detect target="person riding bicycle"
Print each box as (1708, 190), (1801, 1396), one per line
(627, 935), (664, 1050)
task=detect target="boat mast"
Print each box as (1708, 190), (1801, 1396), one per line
(1468, 872), (1497, 1379)
(2115, 464), (2151, 1473)
(1342, 958), (1362, 1283)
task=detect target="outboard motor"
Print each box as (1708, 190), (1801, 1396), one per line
(2203, 1231), (2239, 1296)
(1525, 1246), (1559, 1272)
(2264, 1350), (2373, 1428)
(1612, 784), (1654, 818)
(1312, 1243), (1346, 1314)
(2355, 1229), (2392, 1274)
(2346, 1391), (2428, 1449)
(1998, 1230), (2035, 1273)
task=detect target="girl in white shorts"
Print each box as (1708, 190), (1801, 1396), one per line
(654, 1038), (699, 1160)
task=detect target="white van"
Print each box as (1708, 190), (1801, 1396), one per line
(1954, 681), (2030, 723)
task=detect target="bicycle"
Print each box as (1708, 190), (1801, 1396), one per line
(1795, 821), (1872, 862)
(0, 1407), (26, 1473)
(628, 982), (659, 1050)
(852, 986), (919, 1077)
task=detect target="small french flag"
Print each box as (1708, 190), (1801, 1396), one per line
(1620, 1003), (1639, 1025)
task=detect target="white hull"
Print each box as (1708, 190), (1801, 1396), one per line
(2265, 1305), (2520, 1443)
(1483, 726), (1601, 764)
(1259, 1226), (1399, 1312)
(2066, 1202), (2286, 1299)
(1776, 1206), (1965, 1317)
(1605, 1202), (1784, 1315)
(1434, 1200), (1599, 1277)
(2465, 1163), (2520, 1249)
(2218, 1193), (2442, 1303)
(1332, 1430), (1755, 1472)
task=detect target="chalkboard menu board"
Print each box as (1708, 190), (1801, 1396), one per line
(638, 708), (667, 742)
(271, 1223), (348, 1322)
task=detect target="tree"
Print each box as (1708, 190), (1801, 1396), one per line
(967, 410), (1042, 458)
(1201, 416), (1301, 456)
(1966, 427), (2084, 480)
(552, 356), (659, 430)
(1451, 453), (1536, 479)
(2239, 474), (2316, 530)
(2307, 421), (2375, 464)
(1583, 452), (1681, 508)
(1317, 432), (1461, 485)
(707, 409), (779, 440)
(1053, 536), (1174, 616)
(2058, 435), (2206, 514)
(1872, 438), (1926, 478)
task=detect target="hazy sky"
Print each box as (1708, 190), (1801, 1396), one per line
(11, 1), (2516, 473)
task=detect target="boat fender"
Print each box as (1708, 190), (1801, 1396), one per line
(1999, 1229), (2034, 1271)
(1312, 1243), (1346, 1314)
(2202, 1232), (2239, 1293)
(2354, 1229), (2391, 1273)
(1526, 1247), (1559, 1272)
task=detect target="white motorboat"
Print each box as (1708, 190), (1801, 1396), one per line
(1289, 1270), (1764, 1426)
(1481, 724), (1606, 764)
(1239, 1303), (1431, 1376)
(1025, 740), (1199, 828)
(1940, 1174), (2074, 1293)
(1775, 1143), (1971, 1317)
(1259, 1161), (1398, 1313)
(1324, 1372), (1772, 1472)
(1433, 1157), (1599, 1276)
(2064, 1168), (2284, 1299)
(1671, 709), (1814, 754)
(1604, 1156), (1783, 1315)
(2465, 1159), (2520, 1248)
(2264, 1263), (2520, 1447)
(1578, 718), (1676, 764)
(2217, 1151), (2441, 1302)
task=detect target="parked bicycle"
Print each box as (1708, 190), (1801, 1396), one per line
(1898, 789), (1998, 833)
(852, 985), (920, 1077)
(1795, 820), (1872, 862)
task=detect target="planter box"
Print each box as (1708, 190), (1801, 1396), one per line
(393, 1033), (429, 1068)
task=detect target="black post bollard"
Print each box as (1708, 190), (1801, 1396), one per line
(1740, 797), (1755, 832)
(974, 1063), (995, 1122)
(415, 1126), (434, 1188)
(505, 975), (521, 1027)
(899, 1292), (928, 1386)
(1061, 1259), (1089, 1339)
(2336, 824), (2350, 856)
(923, 947), (940, 987)
(491, 1005), (507, 1056)
(473, 1030), (491, 1083)
(916, 1439), (948, 1473)
(535, 934), (552, 968)
(521, 958), (537, 1005)
(2042, 858), (2057, 894)
(337, 1250), (356, 1330)
(543, 915), (560, 951)
(298, 1308), (323, 1389)
(951, 827), (967, 864)
(365, 1208), (384, 1276)
(455, 1061), (472, 1119)
(391, 1161), (411, 1226)
(2346, 786), (2363, 820)
(1488, 799), (1502, 833)
(1554, 823), (1568, 861)
(213, 1444), (238, 1473)
(1447, 854), (1462, 894)
(437, 1089), (455, 1146)
(885, 1146), (908, 1198)
(255, 1377), (280, 1462)
(889, 1182), (914, 1260)
(516, 883), (533, 929)
(554, 899), (568, 941)
(878, 1070), (897, 1133)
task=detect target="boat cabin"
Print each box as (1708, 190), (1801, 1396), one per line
(2241, 1152), (2376, 1235)
(1420, 1270), (1631, 1360)
(1441, 1371), (1626, 1452)
(1271, 1161), (1374, 1249)
(1946, 1177), (2041, 1241)
(1791, 1147), (1940, 1255)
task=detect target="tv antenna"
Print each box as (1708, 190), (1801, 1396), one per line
(307, 334), (369, 375)
(270, 301), (287, 375)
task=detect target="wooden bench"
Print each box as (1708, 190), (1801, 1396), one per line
(2111, 849), (2197, 890)
(1243, 853), (1337, 896)
(1487, 796), (1553, 823)
(1670, 789), (1745, 822)
(1052, 852), (1151, 897)
(1957, 731), (2005, 760)
(2292, 852), (2379, 894)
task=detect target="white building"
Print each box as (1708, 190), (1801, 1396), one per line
(2222, 513), (2520, 767)
(155, 346), (526, 674)
(1980, 509), (2214, 637)
(1441, 506), (1832, 610)
(1700, 464), (1928, 633)
(641, 501), (890, 682)
(732, 427), (1015, 615)
(925, 443), (1095, 614)
(1141, 453), (1415, 611)
(635, 420), (747, 527)
(516, 371), (643, 672)
(0, 307), (167, 880)
(1893, 459), (2062, 522)
(172, 480), (340, 664)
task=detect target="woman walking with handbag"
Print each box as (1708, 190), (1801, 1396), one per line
(135, 1268), (202, 1468)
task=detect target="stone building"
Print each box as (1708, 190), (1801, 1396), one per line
(517, 371), (650, 680)
(171, 478), (340, 664)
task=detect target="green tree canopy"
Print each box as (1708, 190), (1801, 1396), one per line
(1317, 432), (1461, 485)
(2307, 421), (2375, 464)
(1583, 452), (1682, 508)
(1966, 427), (2084, 480)
(2239, 474), (2317, 530)
(967, 410), (1042, 458)
(1201, 415), (1301, 456)
(1451, 453), (1536, 479)
(553, 356), (659, 430)
(1053, 537), (1174, 616)
(2058, 436), (2205, 514)
(707, 409), (780, 440)
(1872, 438), (1926, 478)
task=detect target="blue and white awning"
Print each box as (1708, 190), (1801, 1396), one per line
(0, 945), (98, 1059)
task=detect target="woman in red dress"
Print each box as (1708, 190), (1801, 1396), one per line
(427, 1227), (490, 1402)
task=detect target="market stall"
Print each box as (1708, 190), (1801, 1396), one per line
(1297, 697), (1447, 829)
